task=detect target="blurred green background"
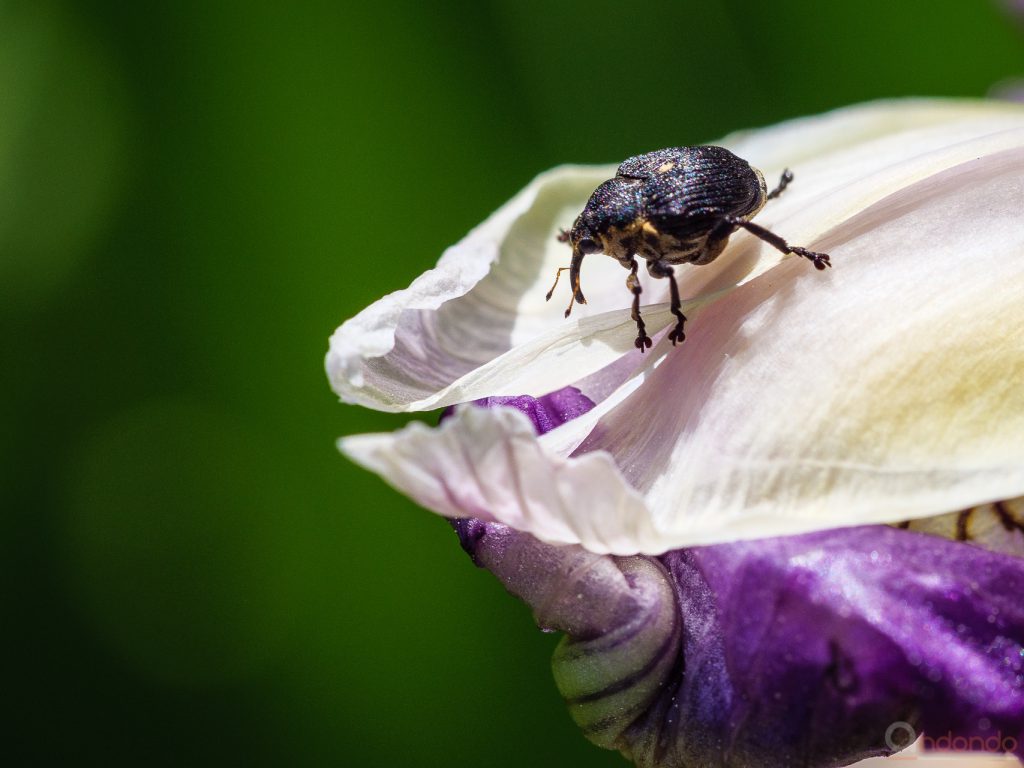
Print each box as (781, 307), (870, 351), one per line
(2, 1), (1021, 765)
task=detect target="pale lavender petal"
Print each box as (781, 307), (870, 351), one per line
(455, 519), (682, 754)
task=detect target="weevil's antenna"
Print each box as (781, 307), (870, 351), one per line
(545, 267), (569, 301)
(547, 229), (573, 302)
(565, 249), (586, 318)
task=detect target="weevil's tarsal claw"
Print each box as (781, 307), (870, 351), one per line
(790, 246), (832, 270)
(646, 259), (687, 348)
(766, 168), (794, 201)
(668, 316), (686, 345)
(725, 218), (833, 273)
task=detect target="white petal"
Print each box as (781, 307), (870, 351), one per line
(544, 116), (1024, 459)
(336, 100), (1024, 555)
(355, 293), (731, 412)
(723, 97), (1024, 176)
(329, 99), (1024, 413)
(579, 144), (1024, 550)
(342, 135), (1024, 555)
(339, 406), (665, 554)
(717, 101), (1024, 291)
(325, 164), (613, 410)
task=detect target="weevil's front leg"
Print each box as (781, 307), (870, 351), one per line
(766, 168), (794, 201)
(647, 260), (686, 345)
(626, 258), (652, 351)
(723, 216), (832, 270)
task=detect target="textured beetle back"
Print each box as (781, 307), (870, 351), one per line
(642, 147), (764, 221)
(617, 147), (694, 179)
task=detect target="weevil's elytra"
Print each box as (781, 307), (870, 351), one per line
(548, 146), (831, 351)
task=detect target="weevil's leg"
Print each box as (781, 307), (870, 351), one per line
(723, 216), (832, 270)
(766, 169), (794, 201)
(545, 266), (569, 301)
(648, 260), (686, 345)
(556, 228), (570, 243)
(626, 258), (652, 351)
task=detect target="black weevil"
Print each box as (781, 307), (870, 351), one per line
(549, 146), (831, 350)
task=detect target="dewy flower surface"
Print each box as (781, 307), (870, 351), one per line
(331, 99), (1024, 555)
(327, 100), (1024, 767)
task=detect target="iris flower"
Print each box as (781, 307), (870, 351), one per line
(327, 100), (1024, 766)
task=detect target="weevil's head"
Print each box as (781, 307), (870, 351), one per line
(566, 217), (603, 259)
(563, 216), (602, 306)
(559, 177), (639, 312)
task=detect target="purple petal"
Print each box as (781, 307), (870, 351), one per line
(458, 520), (1024, 767)
(658, 527), (1024, 766)
(442, 385), (595, 435)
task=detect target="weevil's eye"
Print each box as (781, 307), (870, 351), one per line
(577, 237), (601, 255)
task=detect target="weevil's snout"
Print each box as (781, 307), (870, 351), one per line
(552, 221), (601, 317)
(565, 248), (587, 317)
(570, 229), (602, 299)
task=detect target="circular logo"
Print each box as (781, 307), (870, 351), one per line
(885, 721), (917, 751)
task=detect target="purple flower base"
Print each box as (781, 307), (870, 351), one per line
(451, 389), (1024, 767)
